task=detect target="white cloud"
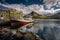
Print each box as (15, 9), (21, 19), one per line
(44, 0), (59, 3)
(0, 3), (60, 16)
(44, 0), (60, 7)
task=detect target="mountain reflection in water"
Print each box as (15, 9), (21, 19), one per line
(33, 19), (60, 40)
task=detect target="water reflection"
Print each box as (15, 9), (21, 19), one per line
(33, 19), (60, 40)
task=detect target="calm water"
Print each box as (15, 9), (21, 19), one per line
(0, 19), (60, 40)
(32, 19), (60, 40)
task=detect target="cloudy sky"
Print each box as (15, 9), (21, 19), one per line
(0, 0), (59, 5)
(0, 0), (43, 5)
(0, 0), (60, 15)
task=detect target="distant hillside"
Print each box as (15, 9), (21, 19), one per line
(24, 11), (48, 19)
(24, 11), (60, 19)
(0, 6), (22, 19)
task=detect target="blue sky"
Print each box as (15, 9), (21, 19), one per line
(0, 0), (44, 5)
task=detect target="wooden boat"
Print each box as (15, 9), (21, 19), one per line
(10, 19), (34, 27)
(0, 19), (34, 29)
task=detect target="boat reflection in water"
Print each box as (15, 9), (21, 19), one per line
(10, 19), (34, 27)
